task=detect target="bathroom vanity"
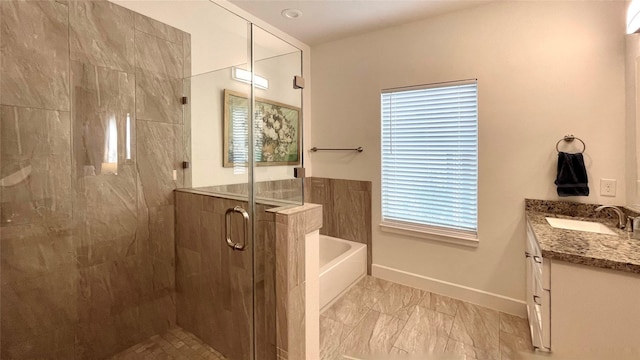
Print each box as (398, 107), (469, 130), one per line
(525, 200), (640, 359)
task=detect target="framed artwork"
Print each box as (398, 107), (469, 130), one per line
(223, 89), (300, 167)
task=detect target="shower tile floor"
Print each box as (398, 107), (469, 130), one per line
(321, 276), (539, 360)
(111, 327), (227, 360)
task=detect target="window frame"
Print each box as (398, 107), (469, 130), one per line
(379, 79), (479, 246)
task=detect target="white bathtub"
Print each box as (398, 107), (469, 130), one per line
(319, 235), (367, 311)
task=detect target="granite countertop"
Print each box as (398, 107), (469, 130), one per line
(526, 209), (640, 274)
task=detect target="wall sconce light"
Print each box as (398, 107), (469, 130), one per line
(628, 0), (640, 34)
(232, 67), (269, 90)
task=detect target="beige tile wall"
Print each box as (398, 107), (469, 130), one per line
(305, 177), (372, 273)
(275, 203), (323, 360)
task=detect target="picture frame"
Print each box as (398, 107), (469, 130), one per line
(223, 89), (301, 167)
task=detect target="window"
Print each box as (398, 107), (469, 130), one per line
(380, 80), (478, 244)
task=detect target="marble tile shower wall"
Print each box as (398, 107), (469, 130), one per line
(0, 1), (191, 359)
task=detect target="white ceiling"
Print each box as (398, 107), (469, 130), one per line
(228, 0), (492, 45)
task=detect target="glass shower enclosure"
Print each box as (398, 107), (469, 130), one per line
(0, 0), (303, 358)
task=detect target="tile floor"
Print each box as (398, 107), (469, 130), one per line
(111, 277), (536, 360)
(321, 276), (538, 360)
(110, 327), (227, 360)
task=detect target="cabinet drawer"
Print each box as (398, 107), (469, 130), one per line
(530, 289), (551, 351)
(529, 303), (544, 350)
(533, 269), (542, 297)
(526, 220), (550, 290)
(532, 256), (551, 291)
(526, 222), (541, 257)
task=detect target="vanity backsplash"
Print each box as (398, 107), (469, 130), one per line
(525, 199), (640, 219)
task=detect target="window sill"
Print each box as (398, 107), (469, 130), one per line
(379, 221), (479, 248)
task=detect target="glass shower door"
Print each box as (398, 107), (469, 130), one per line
(181, 9), (305, 360)
(178, 2), (255, 360)
(182, 18), (304, 360)
(250, 24), (304, 360)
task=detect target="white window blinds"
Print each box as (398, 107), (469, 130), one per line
(231, 105), (249, 165)
(381, 80), (478, 237)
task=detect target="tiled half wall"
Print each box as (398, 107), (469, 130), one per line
(305, 177), (372, 273)
(175, 191), (322, 360)
(175, 191), (276, 360)
(0, 1), (191, 358)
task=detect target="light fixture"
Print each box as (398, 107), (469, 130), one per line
(231, 67), (269, 90)
(628, 0), (640, 34)
(281, 8), (302, 20)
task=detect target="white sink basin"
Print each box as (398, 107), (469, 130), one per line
(545, 217), (617, 235)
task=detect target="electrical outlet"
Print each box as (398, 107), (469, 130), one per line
(600, 179), (616, 197)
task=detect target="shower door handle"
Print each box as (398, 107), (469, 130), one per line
(225, 206), (248, 251)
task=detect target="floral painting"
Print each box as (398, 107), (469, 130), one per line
(223, 89), (300, 167)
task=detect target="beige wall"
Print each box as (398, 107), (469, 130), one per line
(627, 10), (640, 210)
(309, 1), (626, 305)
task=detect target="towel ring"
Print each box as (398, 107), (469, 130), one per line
(555, 135), (586, 154)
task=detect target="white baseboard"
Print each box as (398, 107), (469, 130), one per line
(372, 264), (527, 317)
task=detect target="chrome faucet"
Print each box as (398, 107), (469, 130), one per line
(595, 205), (628, 230)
